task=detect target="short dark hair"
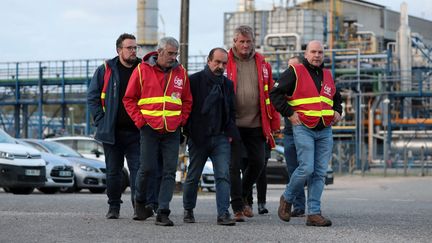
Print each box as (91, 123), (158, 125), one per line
(208, 47), (228, 61)
(116, 33), (136, 49)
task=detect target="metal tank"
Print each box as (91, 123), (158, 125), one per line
(223, 6), (324, 51)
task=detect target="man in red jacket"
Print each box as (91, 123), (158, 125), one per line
(123, 37), (192, 226)
(226, 25), (280, 222)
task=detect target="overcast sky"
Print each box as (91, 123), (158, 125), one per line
(0, 0), (430, 62)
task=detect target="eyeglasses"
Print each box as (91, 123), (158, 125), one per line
(122, 46), (138, 52)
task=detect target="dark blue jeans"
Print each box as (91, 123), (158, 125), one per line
(103, 129), (140, 208)
(230, 127), (266, 212)
(135, 126), (180, 212)
(283, 125), (333, 215)
(183, 135), (231, 217)
(283, 132), (306, 212)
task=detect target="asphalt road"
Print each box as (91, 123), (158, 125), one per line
(1, 176), (431, 243)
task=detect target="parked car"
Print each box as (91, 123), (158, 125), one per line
(19, 139), (74, 194)
(46, 136), (130, 191)
(268, 145), (334, 185)
(21, 139), (107, 193)
(0, 129), (46, 194)
(184, 144), (334, 191)
(47, 136), (105, 161)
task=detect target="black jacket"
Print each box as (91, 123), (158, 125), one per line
(87, 56), (140, 144)
(270, 58), (342, 130)
(185, 68), (239, 144)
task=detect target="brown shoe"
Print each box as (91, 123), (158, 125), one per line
(278, 195), (292, 222)
(243, 205), (254, 218)
(233, 211), (246, 222)
(306, 214), (332, 227)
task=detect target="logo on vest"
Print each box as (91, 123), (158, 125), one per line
(323, 84), (332, 96)
(171, 92), (181, 100)
(262, 66), (269, 79)
(173, 76), (183, 88)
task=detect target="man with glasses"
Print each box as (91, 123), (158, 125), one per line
(123, 37), (192, 226)
(88, 33), (142, 219)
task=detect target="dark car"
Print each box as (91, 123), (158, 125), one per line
(266, 145), (334, 185)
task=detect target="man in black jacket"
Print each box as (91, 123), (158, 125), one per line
(87, 33), (141, 219)
(182, 48), (238, 226)
(270, 40), (342, 227)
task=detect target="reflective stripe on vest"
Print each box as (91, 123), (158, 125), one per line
(136, 64), (186, 131)
(288, 64), (336, 127)
(100, 61), (112, 112)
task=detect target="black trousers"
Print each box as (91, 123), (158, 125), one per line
(229, 127), (266, 212)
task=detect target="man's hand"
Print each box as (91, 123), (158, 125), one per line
(288, 112), (301, 126)
(332, 111), (341, 125)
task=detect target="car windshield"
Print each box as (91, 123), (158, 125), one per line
(0, 129), (17, 144)
(39, 140), (82, 157)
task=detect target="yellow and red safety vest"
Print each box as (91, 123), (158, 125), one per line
(100, 61), (112, 112)
(288, 64), (336, 128)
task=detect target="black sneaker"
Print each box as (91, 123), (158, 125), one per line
(217, 213), (236, 226)
(106, 207), (120, 219)
(258, 203), (269, 214)
(183, 209), (195, 223)
(155, 209), (174, 226)
(133, 202), (154, 221)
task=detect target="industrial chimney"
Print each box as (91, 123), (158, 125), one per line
(238, 0), (255, 12)
(137, 0), (158, 56)
(398, 2), (412, 118)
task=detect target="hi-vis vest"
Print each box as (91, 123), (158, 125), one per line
(136, 63), (187, 132)
(288, 64), (336, 128)
(100, 61), (112, 112)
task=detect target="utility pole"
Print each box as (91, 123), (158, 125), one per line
(179, 0), (189, 70)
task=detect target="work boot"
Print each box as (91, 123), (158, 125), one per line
(133, 202), (154, 221)
(233, 211), (246, 222)
(183, 209), (195, 223)
(306, 214), (332, 227)
(243, 205), (254, 217)
(155, 209), (174, 226)
(106, 207), (120, 219)
(258, 203), (269, 214)
(278, 195), (292, 222)
(217, 213), (236, 226)
(291, 209), (305, 217)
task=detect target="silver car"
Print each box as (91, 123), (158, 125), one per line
(20, 140), (74, 194)
(21, 140), (107, 193)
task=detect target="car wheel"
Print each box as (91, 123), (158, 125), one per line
(121, 170), (129, 193)
(38, 187), (59, 194)
(3, 187), (11, 193)
(89, 188), (106, 193)
(9, 187), (35, 195)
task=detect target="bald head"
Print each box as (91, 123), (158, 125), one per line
(304, 40), (324, 67)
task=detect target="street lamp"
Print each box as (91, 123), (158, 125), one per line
(69, 107), (75, 136)
(382, 98), (390, 176)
